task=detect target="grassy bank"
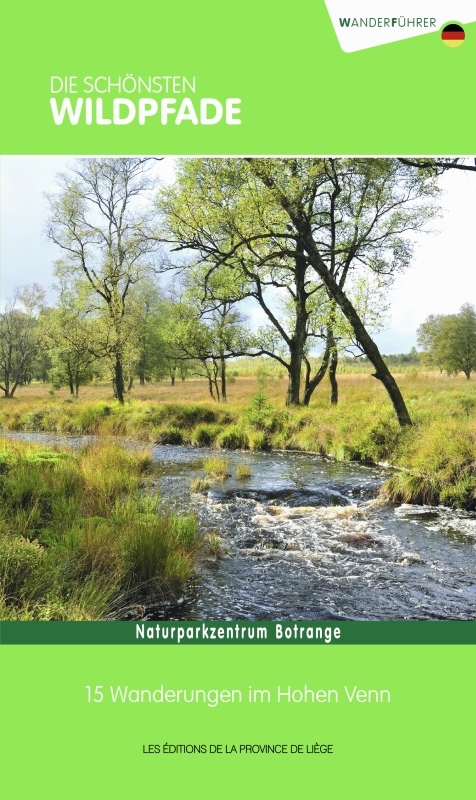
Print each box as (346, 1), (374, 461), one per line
(0, 440), (200, 620)
(2, 372), (476, 509)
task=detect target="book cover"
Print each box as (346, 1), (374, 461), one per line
(0, 3), (475, 797)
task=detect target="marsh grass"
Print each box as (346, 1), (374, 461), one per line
(236, 464), (252, 479)
(190, 478), (210, 493)
(123, 514), (199, 585)
(0, 439), (199, 620)
(3, 371), (476, 507)
(203, 457), (230, 481)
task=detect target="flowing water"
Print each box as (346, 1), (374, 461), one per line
(4, 433), (476, 621)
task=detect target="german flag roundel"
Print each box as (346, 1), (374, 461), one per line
(441, 24), (465, 47)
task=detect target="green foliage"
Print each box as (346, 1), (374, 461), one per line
(203, 457), (230, 481)
(248, 431), (271, 451)
(0, 441), (200, 619)
(0, 536), (45, 598)
(418, 304), (476, 379)
(236, 464), (252, 479)
(246, 385), (269, 428)
(155, 427), (184, 445)
(122, 514), (198, 584)
(6, 363), (476, 511)
(144, 404), (228, 430)
(217, 426), (249, 450)
(191, 424), (223, 446)
(0, 284), (45, 398)
(245, 384), (289, 438)
(354, 417), (403, 463)
(159, 157), (438, 417)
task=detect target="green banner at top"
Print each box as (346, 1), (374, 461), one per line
(0, 1), (475, 154)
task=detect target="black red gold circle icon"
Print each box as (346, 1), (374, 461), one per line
(441, 23), (465, 47)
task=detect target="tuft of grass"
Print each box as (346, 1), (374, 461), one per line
(155, 427), (184, 445)
(217, 426), (249, 450)
(236, 464), (252, 479)
(0, 535), (46, 600)
(0, 440), (200, 620)
(122, 514), (199, 586)
(203, 457), (230, 481)
(190, 478), (210, 493)
(191, 424), (223, 447)
(248, 431), (271, 451)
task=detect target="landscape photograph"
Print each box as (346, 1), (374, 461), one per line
(0, 155), (475, 621)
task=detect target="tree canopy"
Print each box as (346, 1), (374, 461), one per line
(157, 157), (439, 421)
(418, 304), (476, 380)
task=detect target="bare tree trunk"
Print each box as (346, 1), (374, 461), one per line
(329, 350), (338, 405)
(66, 365), (74, 395)
(285, 357), (301, 406)
(220, 355), (227, 402)
(115, 357), (125, 404)
(212, 360), (221, 401)
(302, 339), (332, 406)
(285, 249), (308, 406)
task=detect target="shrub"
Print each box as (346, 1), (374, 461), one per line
(76, 403), (113, 433)
(246, 387), (287, 434)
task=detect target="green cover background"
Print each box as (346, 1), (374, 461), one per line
(0, 1), (473, 154)
(1, 645), (473, 798)
(1, 2), (475, 796)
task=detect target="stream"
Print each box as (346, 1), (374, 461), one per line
(4, 433), (476, 621)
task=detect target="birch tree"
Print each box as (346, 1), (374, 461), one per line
(46, 158), (161, 403)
